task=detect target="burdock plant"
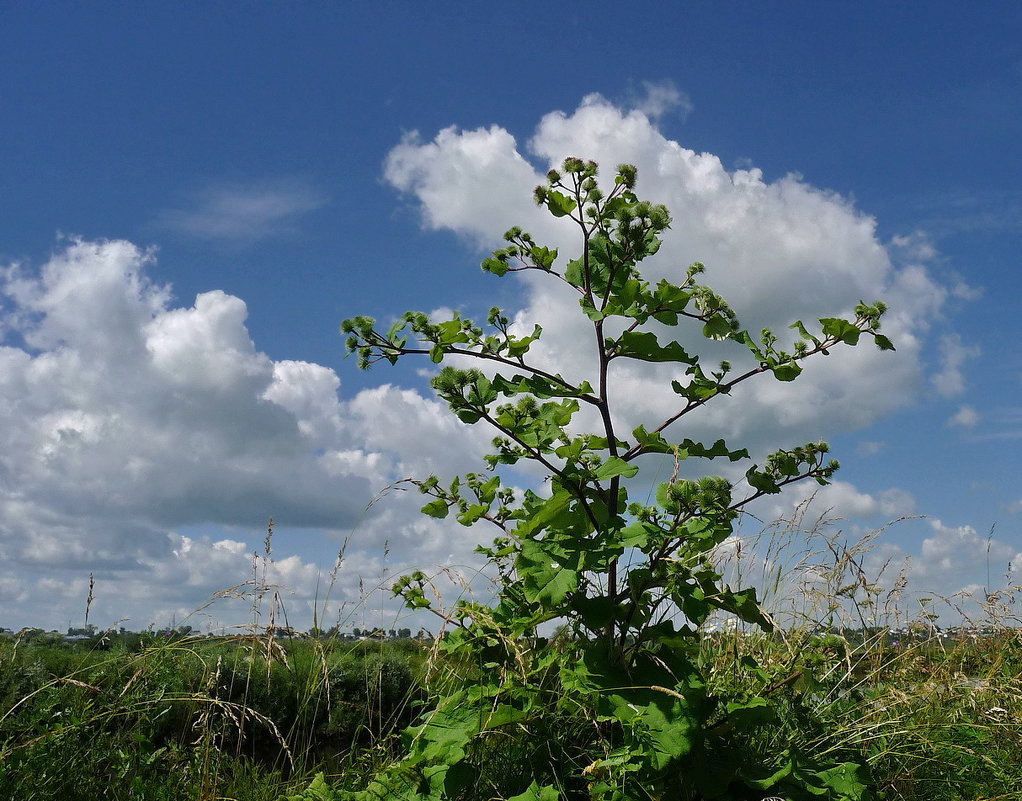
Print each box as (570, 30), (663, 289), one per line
(338, 158), (893, 801)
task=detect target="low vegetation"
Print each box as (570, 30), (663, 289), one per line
(0, 629), (427, 800)
(2, 596), (1020, 800)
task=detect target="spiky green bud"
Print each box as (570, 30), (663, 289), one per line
(616, 163), (637, 188)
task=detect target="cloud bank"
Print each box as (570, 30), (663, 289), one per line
(385, 93), (950, 460)
(0, 238), (488, 629)
(382, 93), (1003, 618)
(0, 93), (992, 631)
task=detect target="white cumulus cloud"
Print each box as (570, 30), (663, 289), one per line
(0, 239), (489, 628)
(382, 93), (952, 462)
(0, 93), (980, 631)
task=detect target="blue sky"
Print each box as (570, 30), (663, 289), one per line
(1, 3), (1020, 632)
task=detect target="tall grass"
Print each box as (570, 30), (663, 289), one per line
(1, 508), (1020, 800)
(0, 523), (428, 800)
(701, 500), (1022, 801)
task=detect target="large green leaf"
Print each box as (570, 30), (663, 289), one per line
(724, 696), (776, 728)
(489, 372), (590, 399)
(873, 333), (895, 351)
(613, 331), (695, 363)
(619, 520), (654, 548)
(546, 190), (578, 218)
(518, 537), (580, 606)
(529, 245), (557, 270)
(570, 593), (619, 629)
(683, 438), (749, 461)
(455, 504), (487, 525)
(514, 488), (572, 539)
(564, 256), (585, 288)
(420, 499), (449, 519)
(506, 324), (543, 357)
(508, 782), (561, 801)
(286, 773), (339, 801)
(594, 456), (639, 480)
(820, 317), (862, 345)
(772, 361), (802, 381)
(631, 424), (672, 455)
(804, 761), (872, 800)
(579, 647), (699, 771)
(701, 314), (735, 340)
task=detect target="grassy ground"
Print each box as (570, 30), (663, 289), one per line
(0, 633), (426, 800)
(2, 513), (1020, 800)
(2, 625), (1019, 800)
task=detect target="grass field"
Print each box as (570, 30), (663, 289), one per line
(3, 516), (1020, 800)
(2, 621), (1020, 800)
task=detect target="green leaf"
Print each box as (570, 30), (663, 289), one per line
(702, 314), (734, 340)
(487, 372), (591, 401)
(421, 499), (449, 519)
(594, 457), (639, 480)
(677, 585), (710, 625)
(506, 324), (543, 357)
(286, 773), (339, 801)
(475, 475), (500, 504)
(588, 665), (698, 770)
(632, 424), (672, 455)
(570, 594), (619, 629)
(619, 521), (653, 548)
(742, 759), (794, 791)
(789, 319), (820, 344)
(455, 504), (487, 525)
(874, 333), (895, 351)
(481, 256), (509, 276)
(694, 438), (745, 460)
(518, 538), (579, 606)
(530, 245), (557, 270)
(613, 331), (694, 363)
(820, 317), (862, 345)
(771, 362), (802, 381)
(725, 696), (776, 728)
(514, 488), (571, 539)
(453, 407), (485, 424)
(580, 297), (605, 321)
(508, 782), (560, 801)
(405, 698), (488, 794)
(546, 190), (578, 218)
(564, 257), (584, 288)
(716, 586), (773, 630)
(808, 761), (872, 799)
(746, 465), (780, 495)
(657, 437), (749, 461)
